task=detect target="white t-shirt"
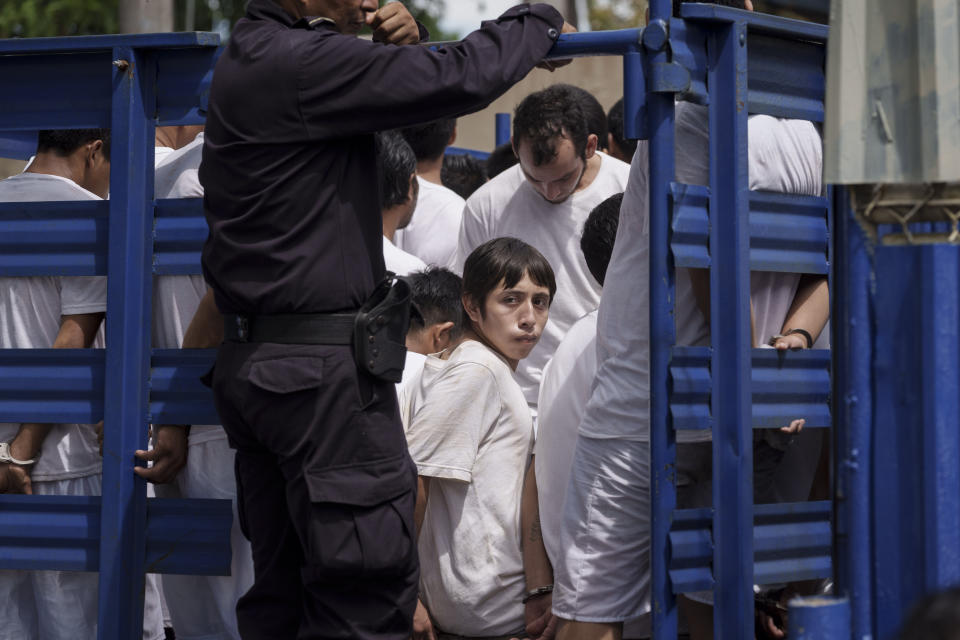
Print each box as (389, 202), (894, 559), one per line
(153, 132), (224, 446)
(396, 349), (427, 432)
(406, 340), (533, 637)
(453, 152), (631, 409)
(535, 310), (597, 568)
(394, 176), (464, 267)
(383, 235), (427, 277)
(579, 103), (822, 443)
(0, 173), (107, 481)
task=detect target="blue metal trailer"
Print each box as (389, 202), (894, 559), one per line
(0, 2), (953, 638)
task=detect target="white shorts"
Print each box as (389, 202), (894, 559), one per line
(0, 474), (165, 640)
(553, 435), (652, 624)
(154, 436), (253, 640)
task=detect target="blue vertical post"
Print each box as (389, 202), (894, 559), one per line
(832, 187), (874, 640)
(621, 50), (647, 141)
(495, 112), (510, 146)
(99, 45), (155, 639)
(919, 247), (960, 590)
(646, 1), (678, 638)
(708, 18), (753, 640)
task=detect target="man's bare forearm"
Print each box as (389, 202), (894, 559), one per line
(780, 274), (829, 341)
(182, 288), (223, 349)
(521, 460), (553, 590)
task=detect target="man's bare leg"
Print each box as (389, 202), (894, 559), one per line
(556, 619), (622, 640)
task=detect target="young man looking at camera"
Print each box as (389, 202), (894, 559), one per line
(406, 238), (555, 640)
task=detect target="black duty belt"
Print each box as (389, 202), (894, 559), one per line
(223, 313), (355, 345)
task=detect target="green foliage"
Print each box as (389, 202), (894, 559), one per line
(0, 0), (118, 38)
(588, 0), (646, 30)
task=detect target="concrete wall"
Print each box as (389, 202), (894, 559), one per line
(454, 56), (626, 153)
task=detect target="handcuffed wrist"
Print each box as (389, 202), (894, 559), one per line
(522, 584), (554, 603)
(0, 442), (36, 466)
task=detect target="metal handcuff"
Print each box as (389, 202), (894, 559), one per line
(0, 442), (35, 465)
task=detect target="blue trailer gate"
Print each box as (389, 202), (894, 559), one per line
(1, 3), (951, 638)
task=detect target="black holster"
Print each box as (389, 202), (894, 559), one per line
(353, 275), (411, 383)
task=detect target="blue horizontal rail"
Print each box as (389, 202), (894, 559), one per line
(670, 501), (832, 593)
(670, 347), (832, 431)
(671, 184), (829, 275)
(0, 494), (232, 575)
(545, 28), (642, 58)
(0, 198), (207, 277)
(670, 6), (828, 122)
(0, 348), (217, 425)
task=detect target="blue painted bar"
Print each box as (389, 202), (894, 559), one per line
(154, 197), (206, 275)
(544, 28), (642, 58)
(622, 51), (648, 140)
(99, 45), (156, 640)
(670, 184), (830, 274)
(670, 502), (833, 593)
(669, 347), (831, 431)
(788, 596), (850, 639)
(0, 495), (231, 576)
(831, 186), (873, 638)
(0, 200), (109, 276)
(150, 349), (219, 424)
(495, 113), (511, 146)
(647, 1), (677, 638)
(708, 17), (754, 639)
(0, 32), (218, 54)
(748, 33), (825, 122)
(681, 3), (828, 41)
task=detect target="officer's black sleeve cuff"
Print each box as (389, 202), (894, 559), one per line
(495, 3), (564, 35)
(417, 20), (430, 42)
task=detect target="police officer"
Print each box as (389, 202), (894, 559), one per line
(198, 1), (572, 638)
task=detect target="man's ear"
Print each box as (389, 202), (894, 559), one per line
(447, 125), (457, 147)
(407, 172), (419, 205)
(85, 140), (104, 168)
(584, 133), (599, 160)
(462, 293), (482, 324)
(430, 321), (455, 352)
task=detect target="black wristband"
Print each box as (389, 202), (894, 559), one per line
(785, 328), (813, 349)
(522, 585), (554, 603)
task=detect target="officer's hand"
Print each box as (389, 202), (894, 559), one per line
(411, 598), (437, 640)
(0, 463), (33, 494)
(538, 21), (577, 71)
(368, 2), (421, 45)
(134, 424), (188, 484)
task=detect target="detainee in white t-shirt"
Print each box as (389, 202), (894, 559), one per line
(147, 127), (255, 640)
(378, 132), (428, 277)
(396, 267), (464, 431)
(452, 84), (630, 418)
(395, 118), (464, 267)
(0, 129), (165, 640)
(406, 238), (556, 639)
(553, 96), (828, 640)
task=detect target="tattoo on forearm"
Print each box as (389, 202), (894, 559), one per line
(529, 514), (543, 544)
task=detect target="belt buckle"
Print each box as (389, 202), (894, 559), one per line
(235, 315), (250, 343)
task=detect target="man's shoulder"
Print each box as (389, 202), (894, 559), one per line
(0, 172), (100, 202)
(464, 164), (525, 215)
(418, 177), (465, 211)
(597, 152), (632, 185)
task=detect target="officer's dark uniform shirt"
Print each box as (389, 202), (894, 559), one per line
(200, 0), (564, 315)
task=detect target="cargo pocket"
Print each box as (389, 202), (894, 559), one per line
(248, 355), (323, 394)
(302, 456), (417, 580)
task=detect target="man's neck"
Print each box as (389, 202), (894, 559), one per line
(25, 153), (81, 187)
(416, 157), (443, 185)
(382, 209), (401, 241)
(575, 153), (603, 195)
